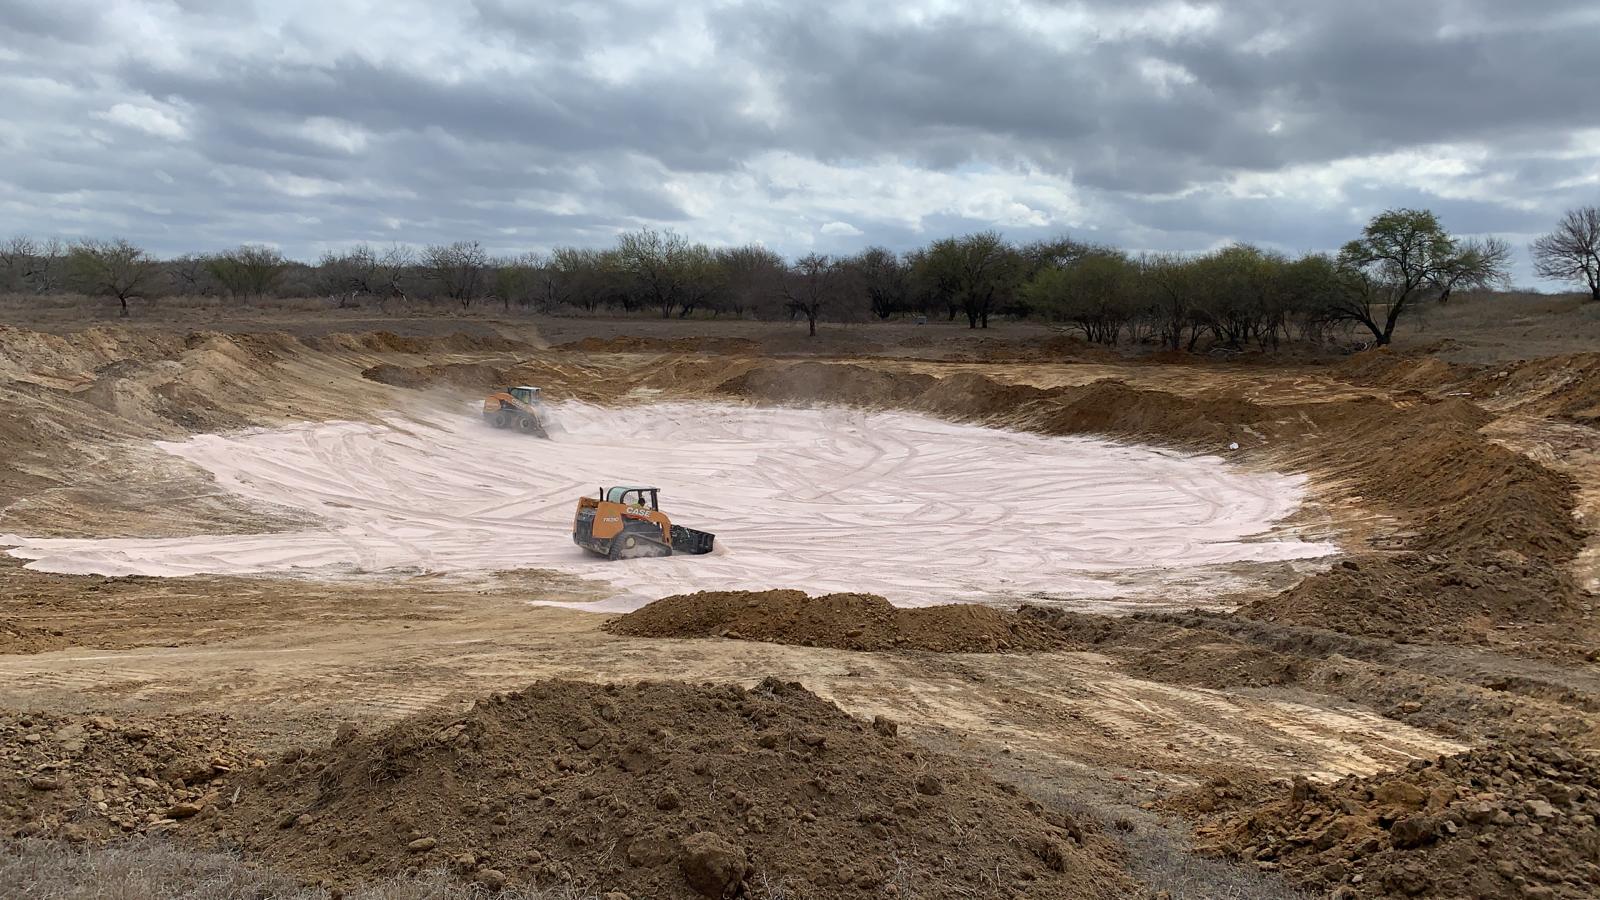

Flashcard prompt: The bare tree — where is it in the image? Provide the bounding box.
[422,240,489,308]
[783,253,843,337]
[617,228,691,318]
[33,238,64,292]
[1532,206,1600,303]
[1,236,66,293]
[0,236,36,292]
[318,245,381,308]
[491,251,544,311]
[377,245,415,303]
[546,246,621,313]
[1434,236,1512,304]
[206,245,288,300]
[167,253,209,295]
[676,243,726,318]
[715,244,785,318]
[65,239,159,316]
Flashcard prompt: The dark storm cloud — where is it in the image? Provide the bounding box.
[0,0,1597,283]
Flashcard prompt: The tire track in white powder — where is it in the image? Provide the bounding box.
[2,402,1338,609]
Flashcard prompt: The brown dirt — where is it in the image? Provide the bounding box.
[554,335,760,355]
[1018,606,1600,745]
[1191,740,1600,898]
[202,678,1133,899]
[0,708,257,844]
[4,316,1600,897]
[716,360,1592,648]
[1244,552,1584,646]
[1470,352,1600,424]
[604,590,1067,653]
[360,361,508,390]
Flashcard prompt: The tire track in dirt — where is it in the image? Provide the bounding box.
[0,615,1459,780]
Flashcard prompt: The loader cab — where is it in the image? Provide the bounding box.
[603,485,659,510]
[509,386,542,405]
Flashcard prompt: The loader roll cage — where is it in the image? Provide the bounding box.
[601,486,659,509]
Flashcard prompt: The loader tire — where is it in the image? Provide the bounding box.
[515,415,538,434]
[491,411,511,428]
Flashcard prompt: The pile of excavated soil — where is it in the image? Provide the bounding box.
[605,590,1068,652]
[1191,740,1600,898]
[203,678,1131,899]
[1243,552,1586,645]
[0,709,256,843]
[1336,349,1478,392]
[1469,352,1600,423]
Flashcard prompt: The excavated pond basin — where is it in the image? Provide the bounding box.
[3,402,1337,610]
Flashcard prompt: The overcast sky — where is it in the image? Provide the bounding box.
[3,0,1598,284]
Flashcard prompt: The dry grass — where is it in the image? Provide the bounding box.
[0,838,598,900]
[1396,288,1600,363]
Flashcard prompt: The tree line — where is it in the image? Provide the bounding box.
[3,204,1598,348]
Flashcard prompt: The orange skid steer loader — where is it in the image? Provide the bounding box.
[573,486,716,560]
[483,386,554,438]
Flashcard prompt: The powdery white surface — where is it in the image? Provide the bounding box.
[3,403,1336,609]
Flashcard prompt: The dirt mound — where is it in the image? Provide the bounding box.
[1036,380,1270,446]
[556,335,759,355]
[1192,740,1600,898]
[606,590,1067,652]
[0,709,255,844]
[1244,552,1585,645]
[205,678,1130,898]
[1468,352,1600,423]
[360,362,506,390]
[1336,348,1478,391]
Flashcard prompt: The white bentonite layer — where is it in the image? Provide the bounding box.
[3,402,1337,609]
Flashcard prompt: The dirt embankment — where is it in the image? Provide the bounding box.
[1019,606,1599,745]
[554,335,761,355]
[1336,348,1600,423]
[202,678,1130,899]
[1189,740,1600,899]
[0,326,577,540]
[717,360,1590,649]
[606,590,1067,653]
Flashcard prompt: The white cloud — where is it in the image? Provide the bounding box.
[94,102,188,140]
[295,117,370,154]
[820,221,863,236]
